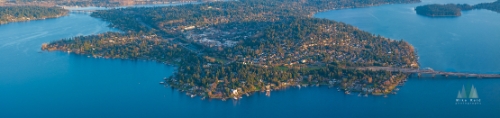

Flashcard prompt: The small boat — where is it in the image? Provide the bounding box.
[191,94,196,98]
[159,82,165,84]
[358,93,361,97]
[345,91,351,95]
[233,97,238,100]
[384,95,388,98]
[246,93,250,97]
[364,94,368,97]
[201,97,206,100]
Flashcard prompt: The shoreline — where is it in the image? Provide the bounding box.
[0,14,68,25]
[164,77,406,100]
[0,6,69,25]
[42,0,421,101]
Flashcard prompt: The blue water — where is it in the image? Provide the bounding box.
[315,0,500,73]
[1,0,500,117]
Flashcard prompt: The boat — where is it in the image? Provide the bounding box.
[358,93,361,97]
[191,94,196,98]
[201,97,206,100]
[384,95,388,98]
[159,82,165,84]
[345,91,351,95]
[364,94,368,97]
[233,97,238,100]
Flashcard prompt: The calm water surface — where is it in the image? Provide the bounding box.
[1,0,500,117]
[316,0,500,73]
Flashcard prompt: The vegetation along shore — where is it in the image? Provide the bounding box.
[415,0,500,17]
[0,6,68,25]
[42,0,421,100]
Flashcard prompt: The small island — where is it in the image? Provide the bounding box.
[415,0,500,17]
[0,6,68,25]
[43,0,421,100]
[415,4,468,17]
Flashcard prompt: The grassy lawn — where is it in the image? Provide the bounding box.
[301,66,322,71]
[274,66,289,71]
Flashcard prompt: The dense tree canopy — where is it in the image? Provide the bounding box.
[415,0,500,17]
[0,6,67,24]
[45,0,420,99]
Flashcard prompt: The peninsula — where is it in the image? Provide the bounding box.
[0,6,68,25]
[415,0,500,17]
[43,0,421,100]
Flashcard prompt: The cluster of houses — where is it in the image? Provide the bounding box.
[183,26,244,48]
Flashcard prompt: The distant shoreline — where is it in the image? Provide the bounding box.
[415,0,500,17]
[0,6,68,25]
[0,14,67,25]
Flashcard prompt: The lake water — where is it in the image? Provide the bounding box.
[1,0,500,117]
[316,0,500,73]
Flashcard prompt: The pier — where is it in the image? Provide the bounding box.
[355,67,500,78]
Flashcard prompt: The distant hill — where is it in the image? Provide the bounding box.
[415,0,500,17]
[0,6,68,24]
[1,0,205,7]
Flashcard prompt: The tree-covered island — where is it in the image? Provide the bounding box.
[42,0,421,100]
[415,0,500,17]
[0,6,68,25]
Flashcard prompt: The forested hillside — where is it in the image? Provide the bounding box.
[44,0,420,99]
[0,6,67,24]
[416,0,500,17]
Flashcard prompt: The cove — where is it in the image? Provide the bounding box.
[1,0,500,117]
